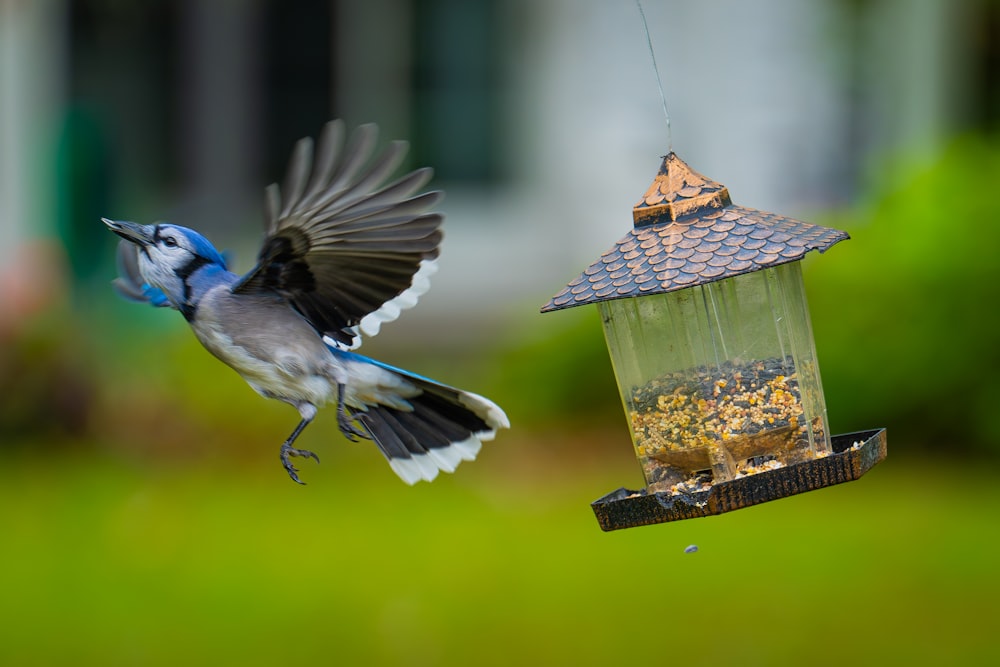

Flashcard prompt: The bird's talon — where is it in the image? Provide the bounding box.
[337,413,370,441]
[280,443,319,484]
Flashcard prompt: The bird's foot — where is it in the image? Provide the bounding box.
[335,383,370,442]
[280,442,320,485]
[337,409,370,442]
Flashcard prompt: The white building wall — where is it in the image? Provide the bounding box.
[390,0,857,340]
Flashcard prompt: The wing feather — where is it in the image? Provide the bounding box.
[279,138,312,219]
[300,119,344,204]
[308,167,434,224]
[264,183,281,231]
[321,123,378,200]
[234,121,444,348]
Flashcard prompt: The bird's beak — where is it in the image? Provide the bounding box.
[102,218,154,246]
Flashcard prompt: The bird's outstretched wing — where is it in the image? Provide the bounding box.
[233,121,443,349]
[112,241,173,308]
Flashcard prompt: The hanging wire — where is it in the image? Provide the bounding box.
[635,0,672,151]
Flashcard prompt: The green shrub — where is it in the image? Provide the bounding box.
[808,135,1000,454]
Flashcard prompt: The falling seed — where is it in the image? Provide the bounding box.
[684,544,699,554]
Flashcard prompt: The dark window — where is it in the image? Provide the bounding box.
[262,0,336,179]
[410,0,504,184]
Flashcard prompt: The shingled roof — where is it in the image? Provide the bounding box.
[541,153,849,313]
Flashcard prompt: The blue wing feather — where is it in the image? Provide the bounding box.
[141,283,171,307]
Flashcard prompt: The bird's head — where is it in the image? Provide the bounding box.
[103,218,228,310]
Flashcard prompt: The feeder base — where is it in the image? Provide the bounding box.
[591,428,887,531]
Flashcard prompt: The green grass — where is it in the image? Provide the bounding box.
[1,436,998,666]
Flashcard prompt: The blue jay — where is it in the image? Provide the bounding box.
[103,120,508,484]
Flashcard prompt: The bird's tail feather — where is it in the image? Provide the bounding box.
[353,366,509,485]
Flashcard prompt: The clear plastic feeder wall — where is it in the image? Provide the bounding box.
[542,152,886,530]
[599,261,831,493]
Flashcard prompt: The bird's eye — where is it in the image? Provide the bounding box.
[163,237,178,248]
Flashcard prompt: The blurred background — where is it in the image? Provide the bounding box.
[2,0,999,664]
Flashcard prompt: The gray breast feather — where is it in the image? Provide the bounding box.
[191,286,339,405]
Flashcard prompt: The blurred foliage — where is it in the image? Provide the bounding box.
[487,306,621,428]
[0,311,95,442]
[808,134,1000,454]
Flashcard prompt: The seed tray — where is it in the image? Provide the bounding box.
[591,428,887,531]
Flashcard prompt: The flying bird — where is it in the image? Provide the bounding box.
[104,120,508,484]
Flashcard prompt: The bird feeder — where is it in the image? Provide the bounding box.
[541,153,886,531]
